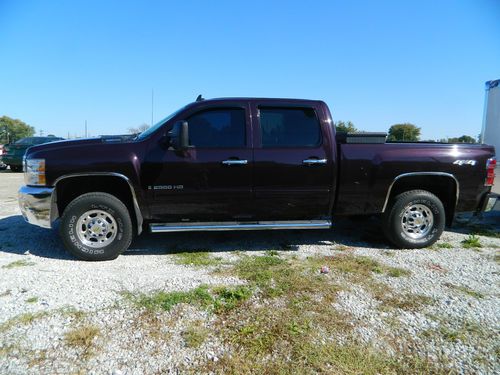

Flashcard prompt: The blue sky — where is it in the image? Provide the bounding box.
[1,0,499,140]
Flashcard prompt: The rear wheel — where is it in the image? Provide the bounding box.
[382,190,445,249]
[10,165,22,172]
[59,192,133,261]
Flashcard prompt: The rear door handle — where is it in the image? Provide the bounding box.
[222,159,248,165]
[302,158,327,165]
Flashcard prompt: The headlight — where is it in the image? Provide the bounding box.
[24,158,46,186]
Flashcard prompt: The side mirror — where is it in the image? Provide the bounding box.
[167,121,189,150]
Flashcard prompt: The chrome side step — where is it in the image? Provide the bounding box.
[149,220,332,233]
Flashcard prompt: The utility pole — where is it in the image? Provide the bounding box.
[85,120,88,138]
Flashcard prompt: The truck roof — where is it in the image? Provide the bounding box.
[191,97,324,105]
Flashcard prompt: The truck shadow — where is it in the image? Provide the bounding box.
[0,215,394,260]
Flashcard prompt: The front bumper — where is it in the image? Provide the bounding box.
[483,193,499,212]
[18,185,56,229]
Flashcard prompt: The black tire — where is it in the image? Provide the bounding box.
[59,192,133,261]
[382,190,445,249]
[10,165,22,172]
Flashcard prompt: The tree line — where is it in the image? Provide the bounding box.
[334,121,478,143]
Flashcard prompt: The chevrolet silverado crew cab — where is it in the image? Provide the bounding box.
[18,97,498,261]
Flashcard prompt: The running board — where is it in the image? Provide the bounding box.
[149,220,332,233]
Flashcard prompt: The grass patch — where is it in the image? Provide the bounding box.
[378,292,434,311]
[182,321,210,348]
[461,235,482,249]
[444,283,484,299]
[124,284,252,313]
[436,242,453,249]
[424,320,485,344]
[124,286,213,312]
[64,324,100,357]
[175,251,223,267]
[2,259,35,269]
[0,311,50,333]
[25,297,38,304]
[386,267,411,278]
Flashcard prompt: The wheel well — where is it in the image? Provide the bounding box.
[55,176,137,229]
[387,175,457,226]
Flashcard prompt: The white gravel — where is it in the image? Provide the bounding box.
[1,171,499,374]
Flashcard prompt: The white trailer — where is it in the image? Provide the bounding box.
[481,80,500,195]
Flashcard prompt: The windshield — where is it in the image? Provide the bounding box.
[135,106,187,140]
[15,137,35,145]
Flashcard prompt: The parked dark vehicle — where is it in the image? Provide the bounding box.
[18,97,498,261]
[0,144,7,170]
[3,136,64,172]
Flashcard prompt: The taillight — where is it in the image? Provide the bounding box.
[485,158,496,186]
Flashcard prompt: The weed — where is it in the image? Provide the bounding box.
[436,242,453,249]
[2,259,35,269]
[461,235,482,249]
[125,286,214,312]
[444,283,484,299]
[25,297,38,304]
[386,267,411,278]
[175,251,223,267]
[266,250,279,256]
[0,311,50,333]
[212,285,253,312]
[182,321,209,348]
[124,284,252,314]
[64,324,100,357]
[378,292,434,311]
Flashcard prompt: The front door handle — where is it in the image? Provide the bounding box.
[302,158,327,165]
[222,159,248,166]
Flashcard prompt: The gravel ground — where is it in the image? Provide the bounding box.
[1,170,499,374]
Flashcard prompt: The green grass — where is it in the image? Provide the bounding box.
[386,267,411,278]
[0,311,50,333]
[25,297,38,303]
[124,284,253,314]
[444,283,484,299]
[182,321,210,348]
[174,251,223,267]
[461,235,482,249]
[436,242,454,249]
[200,254,441,374]
[2,259,35,269]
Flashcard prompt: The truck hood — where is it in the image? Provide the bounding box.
[26,135,136,155]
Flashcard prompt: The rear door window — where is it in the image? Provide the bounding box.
[259,107,321,148]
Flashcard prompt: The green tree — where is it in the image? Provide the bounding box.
[446,135,476,143]
[387,123,421,142]
[334,120,357,133]
[0,116,35,144]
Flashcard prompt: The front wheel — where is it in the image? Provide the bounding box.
[60,192,133,261]
[382,190,445,249]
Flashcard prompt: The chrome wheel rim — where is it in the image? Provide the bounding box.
[76,210,117,248]
[401,204,434,239]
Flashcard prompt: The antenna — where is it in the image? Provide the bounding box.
[151,89,154,127]
[85,120,88,138]
[196,94,204,102]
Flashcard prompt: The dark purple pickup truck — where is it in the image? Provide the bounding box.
[18,97,498,260]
